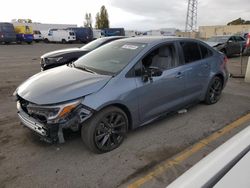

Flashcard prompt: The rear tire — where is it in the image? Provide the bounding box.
[204,76,223,105]
[81,106,128,153]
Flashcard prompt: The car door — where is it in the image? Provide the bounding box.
[234,36,246,53]
[226,36,239,55]
[133,42,186,123]
[178,41,211,103]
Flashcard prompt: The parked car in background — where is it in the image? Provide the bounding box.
[44,29,76,43]
[242,32,249,39]
[101,28,125,37]
[15,37,228,153]
[33,30,43,42]
[67,27,93,43]
[14,25,33,44]
[206,35,246,57]
[40,36,126,70]
[93,29,102,39]
[0,22,16,44]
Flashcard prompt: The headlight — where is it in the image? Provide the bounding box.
[27,99,81,122]
[42,57,64,65]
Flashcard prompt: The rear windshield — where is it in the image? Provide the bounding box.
[75,41,146,75]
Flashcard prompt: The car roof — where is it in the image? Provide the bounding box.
[117,36,198,45]
[103,36,127,40]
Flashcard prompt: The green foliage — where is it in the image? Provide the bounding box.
[95,5,109,29]
[227,18,250,25]
[84,13,92,28]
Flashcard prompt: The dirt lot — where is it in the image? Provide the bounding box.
[0,43,250,188]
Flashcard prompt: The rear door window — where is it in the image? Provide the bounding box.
[180,41,201,63]
[235,36,245,42]
[199,43,213,59]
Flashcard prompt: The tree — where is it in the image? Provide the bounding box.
[84,13,92,28]
[227,18,250,25]
[95,5,109,29]
[95,12,100,29]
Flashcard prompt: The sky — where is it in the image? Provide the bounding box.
[1,0,250,30]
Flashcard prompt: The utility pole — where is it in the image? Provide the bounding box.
[185,0,198,32]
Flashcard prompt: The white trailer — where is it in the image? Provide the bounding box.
[146,30,162,36]
[12,22,77,39]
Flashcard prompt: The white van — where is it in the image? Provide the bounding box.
[44,29,76,43]
[93,29,102,39]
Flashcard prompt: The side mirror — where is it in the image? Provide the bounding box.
[142,66,163,82]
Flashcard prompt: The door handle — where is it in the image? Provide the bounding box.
[175,72,183,78]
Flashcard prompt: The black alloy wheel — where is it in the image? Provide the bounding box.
[205,76,223,104]
[82,106,128,153]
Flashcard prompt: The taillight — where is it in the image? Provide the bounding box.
[0,33,3,38]
[246,33,250,48]
[221,55,228,69]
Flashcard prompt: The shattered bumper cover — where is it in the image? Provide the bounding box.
[17,101,92,143]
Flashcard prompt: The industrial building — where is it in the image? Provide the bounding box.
[199,24,250,39]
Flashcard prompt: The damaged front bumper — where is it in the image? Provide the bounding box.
[17,101,93,143]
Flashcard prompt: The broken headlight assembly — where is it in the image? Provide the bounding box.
[27,99,82,123]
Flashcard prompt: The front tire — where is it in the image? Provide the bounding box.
[204,76,223,105]
[44,38,49,43]
[62,39,66,44]
[81,106,128,153]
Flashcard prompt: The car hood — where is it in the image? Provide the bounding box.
[41,48,87,58]
[17,66,112,105]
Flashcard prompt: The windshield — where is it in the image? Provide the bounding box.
[1,24,13,32]
[207,36,229,43]
[80,38,110,51]
[75,41,147,75]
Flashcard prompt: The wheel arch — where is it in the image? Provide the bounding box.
[97,103,133,130]
[214,73,225,87]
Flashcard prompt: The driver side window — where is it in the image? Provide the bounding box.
[142,44,176,70]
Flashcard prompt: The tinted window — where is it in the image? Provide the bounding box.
[142,44,176,70]
[1,24,14,32]
[199,44,212,59]
[180,42,201,63]
[75,41,146,75]
[234,36,245,42]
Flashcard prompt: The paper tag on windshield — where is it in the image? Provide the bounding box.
[122,44,138,50]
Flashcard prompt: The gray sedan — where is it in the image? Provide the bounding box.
[14,37,229,153]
